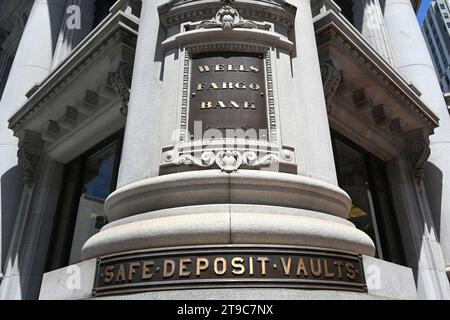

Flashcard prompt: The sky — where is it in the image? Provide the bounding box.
[417,0,432,24]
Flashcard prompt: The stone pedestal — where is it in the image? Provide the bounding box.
[384,0,450,278]
[74,0,376,299]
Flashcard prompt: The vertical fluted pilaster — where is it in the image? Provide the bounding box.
[353,0,394,65]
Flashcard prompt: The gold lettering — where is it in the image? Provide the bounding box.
[197,83,206,91]
[249,83,261,91]
[346,263,356,280]
[235,82,247,90]
[215,64,225,72]
[222,82,234,89]
[214,257,227,276]
[227,65,238,72]
[116,264,126,283]
[216,101,227,109]
[324,259,335,279]
[310,259,322,278]
[196,258,209,277]
[208,82,220,90]
[201,101,213,109]
[257,257,269,276]
[163,260,176,278]
[249,65,260,73]
[280,257,292,276]
[296,258,308,277]
[249,257,254,276]
[104,266,114,284]
[230,101,241,109]
[334,261,344,279]
[198,65,211,73]
[231,257,245,275]
[128,262,140,282]
[179,258,192,278]
[244,102,256,110]
[239,65,249,72]
[142,261,154,280]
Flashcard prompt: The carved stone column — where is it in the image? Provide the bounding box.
[0,0,65,289]
[353,0,394,65]
[384,0,450,288]
[51,0,96,69]
[76,0,375,299]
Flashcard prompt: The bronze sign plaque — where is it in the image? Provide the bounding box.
[93,246,367,297]
[188,52,268,139]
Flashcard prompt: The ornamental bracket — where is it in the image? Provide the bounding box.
[320,61,342,113]
[193,0,271,31]
[405,128,431,183]
[17,131,43,188]
[109,62,133,117]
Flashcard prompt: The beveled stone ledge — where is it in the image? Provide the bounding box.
[161,27,294,53]
[104,169,352,222]
[81,212,375,260]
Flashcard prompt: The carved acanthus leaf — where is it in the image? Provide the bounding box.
[406,128,431,183]
[195,1,270,31]
[17,132,42,188]
[321,61,342,113]
[179,150,279,173]
[109,62,133,116]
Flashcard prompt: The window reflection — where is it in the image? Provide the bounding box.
[68,143,118,264]
[333,133,405,265]
[47,133,122,271]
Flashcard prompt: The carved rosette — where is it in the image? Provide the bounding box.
[406,128,431,183]
[321,61,342,113]
[109,62,133,116]
[178,150,279,173]
[17,132,42,188]
[195,1,270,31]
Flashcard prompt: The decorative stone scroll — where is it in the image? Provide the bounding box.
[109,62,133,117]
[321,61,342,113]
[405,128,431,183]
[17,131,42,188]
[161,142,296,173]
[194,1,271,31]
[179,150,279,173]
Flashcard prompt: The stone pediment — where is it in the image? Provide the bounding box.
[158,0,297,29]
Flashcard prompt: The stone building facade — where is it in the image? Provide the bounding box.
[0,0,449,300]
[422,0,450,93]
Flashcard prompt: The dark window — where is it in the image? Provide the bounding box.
[93,0,117,28]
[332,132,405,265]
[46,131,123,271]
[334,0,354,25]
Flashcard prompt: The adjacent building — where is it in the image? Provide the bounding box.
[422,0,450,93]
[0,0,449,300]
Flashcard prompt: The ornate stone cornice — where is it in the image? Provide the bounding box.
[158,0,297,29]
[321,60,342,113]
[17,131,42,188]
[192,2,271,31]
[109,62,133,117]
[8,12,138,134]
[405,128,431,183]
[314,10,439,132]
